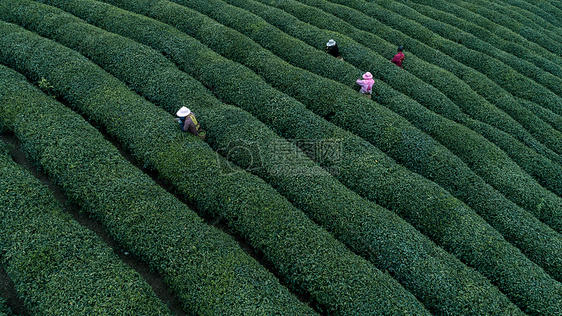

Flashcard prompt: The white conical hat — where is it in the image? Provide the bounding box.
[176,106,191,117]
[326,39,336,47]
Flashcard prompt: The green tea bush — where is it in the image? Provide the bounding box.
[517,97,562,135]
[475,0,562,39]
[0,136,171,315]
[141,0,562,250]
[429,0,562,56]
[294,0,562,146]
[463,119,562,197]
[400,0,562,80]
[288,0,560,218]
[237,0,562,194]
[319,0,562,125]
[158,0,562,225]
[373,0,562,98]
[530,0,562,24]
[360,0,562,117]
[235,0,562,158]
[156,0,562,227]
[436,0,562,61]
[497,0,562,29]
[0,21,429,315]
[27,1,562,314]
[5,2,529,314]
[0,60,317,316]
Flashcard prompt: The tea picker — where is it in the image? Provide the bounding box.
[326,39,343,60]
[356,72,374,99]
[175,106,206,140]
[391,46,405,68]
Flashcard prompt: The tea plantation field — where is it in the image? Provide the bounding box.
[0,0,561,314]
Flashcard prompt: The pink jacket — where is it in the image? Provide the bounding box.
[356,78,374,93]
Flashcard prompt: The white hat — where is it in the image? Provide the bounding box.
[176,106,191,117]
[327,39,336,47]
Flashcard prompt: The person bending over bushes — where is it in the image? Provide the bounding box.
[391,46,405,68]
[175,106,206,140]
[326,39,343,60]
[356,72,374,99]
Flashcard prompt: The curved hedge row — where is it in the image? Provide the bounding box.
[463,1,562,51]
[237,0,562,196]
[359,0,562,117]
[302,0,562,156]
[528,0,562,20]
[143,0,562,238]
[8,2,529,314]
[476,0,562,41]
[0,20,431,315]
[516,96,562,134]
[0,130,172,315]
[72,2,562,260]
[319,0,562,123]
[549,0,562,10]
[29,1,562,314]
[293,0,562,139]
[233,0,562,161]
[380,0,562,98]
[399,0,562,84]
[401,0,562,76]
[436,0,562,58]
[496,0,562,29]
[0,51,319,316]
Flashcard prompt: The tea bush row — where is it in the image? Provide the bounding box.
[479,0,562,38]
[285,0,562,182]
[496,0,562,29]
[10,2,529,314]
[405,0,562,73]
[0,47,320,316]
[294,0,562,144]
[240,0,562,198]
[156,0,562,244]
[550,0,562,12]
[517,97,562,133]
[527,0,562,24]
[441,0,562,57]
[0,127,172,315]
[401,0,562,80]
[33,1,562,314]
[458,0,562,44]
[392,0,562,96]
[362,0,562,117]
[297,0,562,226]
[381,0,562,98]
[321,0,562,125]
[75,0,562,276]
[237,0,562,162]
[0,20,429,315]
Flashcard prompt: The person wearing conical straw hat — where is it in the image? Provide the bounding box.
[356,72,374,99]
[391,46,405,68]
[175,106,206,140]
[326,39,343,60]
